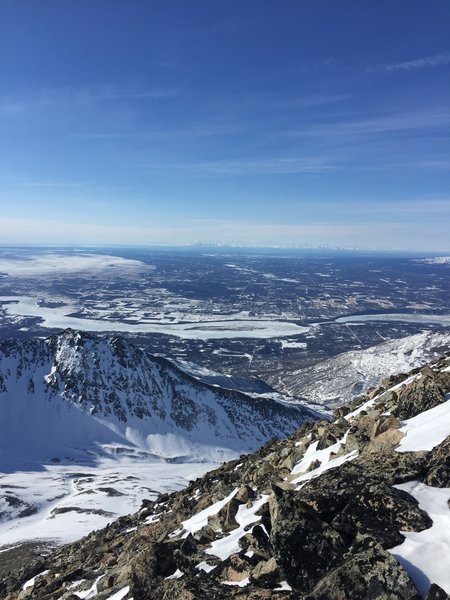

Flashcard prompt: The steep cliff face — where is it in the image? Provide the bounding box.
[0,329,319,467]
[3,352,449,599]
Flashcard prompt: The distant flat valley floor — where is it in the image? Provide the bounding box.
[0,246,448,386]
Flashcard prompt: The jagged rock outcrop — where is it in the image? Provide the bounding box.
[0,329,320,467]
[2,352,449,599]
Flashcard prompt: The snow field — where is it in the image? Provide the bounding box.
[0,295,309,339]
[397,393,450,452]
[0,460,215,548]
[389,481,450,596]
[173,488,238,538]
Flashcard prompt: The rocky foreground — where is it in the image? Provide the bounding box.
[2,354,450,599]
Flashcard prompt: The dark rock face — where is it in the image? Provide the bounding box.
[394,370,450,420]
[2,353,449,600]
[425,583,450,600]
[310,536,421,600]
[299,462,432,548]
[270,486,346,591]
[424,437,450,488]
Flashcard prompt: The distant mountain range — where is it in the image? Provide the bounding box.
[0,329,320,468]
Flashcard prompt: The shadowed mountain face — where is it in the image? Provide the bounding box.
[0,329,320,467]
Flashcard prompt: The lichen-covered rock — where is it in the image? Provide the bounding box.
[424,436,450,487]
[250,557,280,585]
[310,536,420,600]
[270,486,346,592]
[394,372,449,420]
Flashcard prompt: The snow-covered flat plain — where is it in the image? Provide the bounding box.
[335,313,450,327]
[0,253,151,276]
[0,457,215,549]
[0,296,309,339]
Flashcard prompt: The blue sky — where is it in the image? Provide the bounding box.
[0,0,449,250]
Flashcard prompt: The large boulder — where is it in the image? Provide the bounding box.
[394,371,450,420]
[269,486,346,592]
[424,436,450,487]
[310,536,420,600]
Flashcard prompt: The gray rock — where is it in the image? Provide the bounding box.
[270,486,346,592]
[310,536,420,599]
[425,583,450,599]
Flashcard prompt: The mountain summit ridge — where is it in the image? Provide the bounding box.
[3,350,450,599]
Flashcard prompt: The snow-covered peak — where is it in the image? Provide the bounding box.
[0,330,320,468]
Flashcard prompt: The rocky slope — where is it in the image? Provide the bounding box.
[0,329,319,467]
[3,351,449,599]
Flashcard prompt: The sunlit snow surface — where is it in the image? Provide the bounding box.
[283,332,450,408]
[0,296,309,339]
[290,430,358,489]
[389,481,450,596]
[104,586,131,600]
[336,313,450,327]
[174,488,238,538]
[0,458,214,549]
[205,494,269,561]
[0,253,150,276]
[397,394,450,452]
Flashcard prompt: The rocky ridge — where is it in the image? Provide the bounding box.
[0,329,319,466]
[2,352,450,599]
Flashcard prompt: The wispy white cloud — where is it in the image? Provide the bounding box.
[384,51,450,72]
[0,100,28,117]
[167,157,336,175]
[415,160,450,170]
[286,108,450,138]
[72,124,235,140]
[75,85,180,101]
[22,181,85,188]
[0,84,179,119]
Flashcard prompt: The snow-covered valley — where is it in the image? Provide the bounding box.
[0,329,319,563]
[0,458,214,550]
[275,330,450,409]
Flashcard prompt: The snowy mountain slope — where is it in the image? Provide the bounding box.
[172,357,325,414]
[172,357,275,394]
[0,330,320,467]
[4,352,449,599]
[274,330,450,409]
